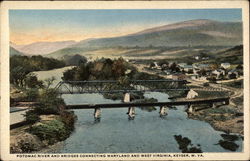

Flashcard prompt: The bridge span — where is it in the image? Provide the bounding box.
[55,79,189,94]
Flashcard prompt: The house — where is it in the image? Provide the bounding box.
[186,89,198,99]
[171,73,187,80]
[212,69,226,79]
[198,64,210,70]
[192,64,209,70]
[178,63,187,68]
[183,65,193,72]
[202,57,209,60]
[221,63,231,69]
[178,63,193,73]
[194,56,200,60]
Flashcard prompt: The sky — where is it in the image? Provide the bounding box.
[9,9,242,45]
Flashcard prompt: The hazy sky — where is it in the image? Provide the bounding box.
[9,9,242,45]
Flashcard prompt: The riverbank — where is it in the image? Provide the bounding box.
[10,112,76,153]
[188,103,243,135]
[175,80,244,136]
[10,83,77,153]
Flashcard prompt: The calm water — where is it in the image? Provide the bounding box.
[34,67,243,153]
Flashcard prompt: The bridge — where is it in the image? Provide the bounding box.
[55,79,189,94]
[55,79,229,121]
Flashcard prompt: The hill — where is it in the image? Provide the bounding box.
[46,19,242,59]
[12,40,77,55]
[10,46,24,56]
[72,19,242,48]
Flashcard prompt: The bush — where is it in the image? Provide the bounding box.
[59,110,76,131]
[25,88,39,101]
[24,74,43,88]
[24,110,40,124]
[30,119,69,145]
[35,89,65,115]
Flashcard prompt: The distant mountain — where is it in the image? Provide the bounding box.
[12,40,77,55]
[46,19,242,59]
[72,19,242,48]
[10,46,24,56]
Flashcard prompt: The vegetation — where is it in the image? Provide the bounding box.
[29,119,71,145]
[63,54,87,66]
[19,87,76,149]
[10,64,76,152]
[63,57,134,81]
[10,55,65,87]
[62,57,168,102]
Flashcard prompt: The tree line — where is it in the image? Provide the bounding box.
[10,55,65,87]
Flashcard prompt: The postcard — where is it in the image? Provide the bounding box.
[0,1,249,160]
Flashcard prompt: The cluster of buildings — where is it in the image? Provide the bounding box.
[149,61,242,81]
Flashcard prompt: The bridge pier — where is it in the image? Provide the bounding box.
[187,105,194,113]
[128,107,136,120]
[159,106,168,117]
[124,93,136,120]
[210,103,216,108]
[94,108,101,122]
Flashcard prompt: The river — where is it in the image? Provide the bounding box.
[34,67,243,153]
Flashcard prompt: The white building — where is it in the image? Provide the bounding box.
[186,89,198,99]
[183,65,193,72]
[221,63,231,69]
[212,69,226,79]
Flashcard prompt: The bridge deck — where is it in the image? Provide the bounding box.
[66,97,229,109]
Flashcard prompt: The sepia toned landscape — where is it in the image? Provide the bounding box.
[9,9,244,154]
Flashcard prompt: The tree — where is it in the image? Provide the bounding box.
[24,73,43,88]
[228,73,237,79]
[198,69,207,76]
[210,64,219,70]
[63,67,77,81]
[112,58,126,79]
[44,77,56,89]
[10,66,29,87]
[64,54,87,66]
[168,62,180,72]
[236,64,243,70]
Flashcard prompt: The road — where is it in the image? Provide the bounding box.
[10,107,28,125]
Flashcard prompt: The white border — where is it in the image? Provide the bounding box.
[1,1,249,160]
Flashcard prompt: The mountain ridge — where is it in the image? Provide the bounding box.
[71,19,242,49]
[11,40,77,55]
